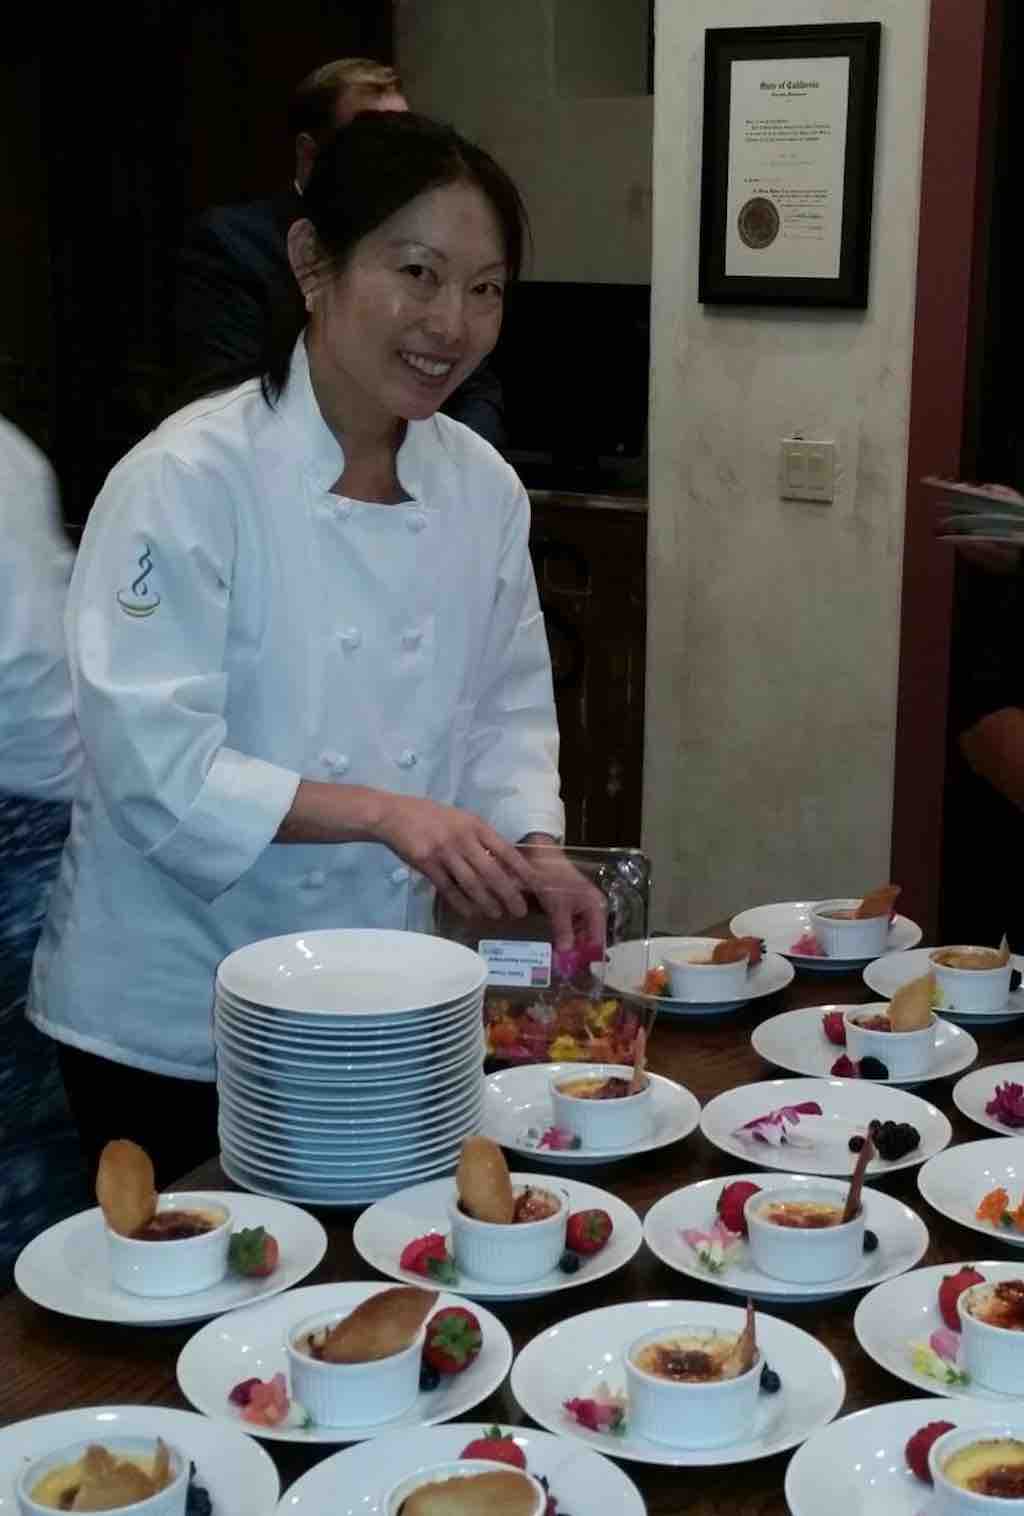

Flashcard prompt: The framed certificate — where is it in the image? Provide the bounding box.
[698,22,881,307]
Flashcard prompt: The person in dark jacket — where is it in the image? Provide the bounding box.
[175,58,507,446]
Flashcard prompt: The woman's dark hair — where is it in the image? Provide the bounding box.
[260,111,528,402]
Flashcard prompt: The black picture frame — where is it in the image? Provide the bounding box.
[698,22,881,307]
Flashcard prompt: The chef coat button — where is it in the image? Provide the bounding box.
[390,865,410,885]
[305,869,327,888]
[321,750,350,775]
[401,628,423,650]
[406,510,427,533]
[339,626,362,651]
[397,748,418,769]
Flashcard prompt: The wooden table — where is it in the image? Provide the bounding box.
[4,950,1020,1514]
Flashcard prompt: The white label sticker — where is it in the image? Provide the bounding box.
[478,939,552,988]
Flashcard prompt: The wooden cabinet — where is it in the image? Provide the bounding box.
[528,494,646,848]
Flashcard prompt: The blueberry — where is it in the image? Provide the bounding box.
[858,1057,889,1080]
[1011,969,1021,993]
[849,1135,865,1153]
[760,1364,781,1393]
[559,1250,582,1274]
[863,1229,879,1253]
[419,1362,442,1391]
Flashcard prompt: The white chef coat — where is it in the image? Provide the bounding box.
[28,339,563,1079]
[0,417,81,803]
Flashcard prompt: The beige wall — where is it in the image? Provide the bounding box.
[395,0,653,283]
[646,0,930,931]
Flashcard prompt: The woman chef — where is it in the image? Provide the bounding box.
[29,113,576,1183]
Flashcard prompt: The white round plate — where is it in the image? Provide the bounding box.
[751,1005,978,1086]
[14,1192,327,1327]
[643,1170,929,1302]
[177,1281,512,1445]
[0,1405,279,1515]
[730,901,922,973]
[864,948,1024,1024]
[219,1149,459,1210]
[953,1062,1024,1136]
[600,938,793,1013]
[509,1298,845,1467]
[785,1396,1023,1515]
[352,1173,642,1301]
[480,1062,701,1166]
[217,928,486,1014]
[700,1078,951,1177]
[854,1260,1024,1402]
[277,1421,646,1515]
[918,1137,1024,1248]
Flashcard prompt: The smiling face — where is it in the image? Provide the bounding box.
[296,179,507,432]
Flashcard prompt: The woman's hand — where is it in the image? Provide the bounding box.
[518,835,608,951]
[372,794,537,921]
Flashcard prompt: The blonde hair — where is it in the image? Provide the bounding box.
[289,59,403,140]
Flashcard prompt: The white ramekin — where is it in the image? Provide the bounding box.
[384,1459,547,1516]
[448,1175,568,1284]
[928,1421,1024,1513]
[930,947,1013,1014]
[550,1064,655,1150]
[810,900,890,960]
[17,1435,189,1516]
[744,1182,865,1283]
[958,1282,1024,1394]
[663,939,750,1001]
[844,1006,937,1078]
[285,1306,424,1427]
[623,1323,761,1448]
[105,1193,231,1298]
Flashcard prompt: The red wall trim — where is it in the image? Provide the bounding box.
[890,0,995,935]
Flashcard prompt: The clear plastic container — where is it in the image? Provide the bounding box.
[436,845,651,1064]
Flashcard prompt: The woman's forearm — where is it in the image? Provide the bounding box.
[274,779,388,844]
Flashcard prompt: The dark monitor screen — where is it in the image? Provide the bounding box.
[490,280,651,493]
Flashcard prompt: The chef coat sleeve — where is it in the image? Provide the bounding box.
[67,448,300,901]
[0,421,82,803]
[457,477,565,843]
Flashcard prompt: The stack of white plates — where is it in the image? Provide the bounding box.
[214,929,487,1207]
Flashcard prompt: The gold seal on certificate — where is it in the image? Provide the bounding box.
[736,197,780,251]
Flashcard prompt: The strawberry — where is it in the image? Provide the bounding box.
[228,1227,279,1277]
[400,1232,458,1285]
[938,1266,985,1331]
[822,1010,846,1046]
[423,1306,482,1375]
[716,1180,761,1237]
[459,1427,527,1468]
[905,1420,956,1483]
[565,1209,613,1255]
[830,1054,859,1078]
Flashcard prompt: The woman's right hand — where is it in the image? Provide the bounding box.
[371,794,537,921]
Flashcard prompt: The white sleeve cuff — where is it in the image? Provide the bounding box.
[146,748,301,901]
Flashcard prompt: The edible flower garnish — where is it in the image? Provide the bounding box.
[790,930,825,956]
[552,939,606,983]
[641,965,670,996]
[228,1372,312,1427]
[681,1218,744,1275]
[734,1101,821,1147]
[537,1126,582,1152]
[563,1381,628,1433]
[986,1082,1024,1129]
[976,1186,1024,1231]
[909,1330,970,1387]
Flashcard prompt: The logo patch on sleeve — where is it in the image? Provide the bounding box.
[117,544,161,617]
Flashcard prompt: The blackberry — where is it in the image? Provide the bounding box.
[863,1229,879,1253]
[849,1135,865,1153]
[858,1056,889,1080]
[559,1250,582,1274]
[1011,969,1022,993]
[760,1364,781,1393]
[419,1362,442,1391]
[186,1472,213,1516]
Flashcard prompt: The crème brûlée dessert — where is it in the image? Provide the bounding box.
[941,1438,1024,1496]
[29,1439,174,1511]
[825,884,902,921]
[932,946,1011,971]
[296,1285,436,1363]
[456,1136,560,1224]
[130,1206,225,1242]
[399,1470,539,1516]
[964,1279,1024,1331]
[757,1198,849,1230]
[556,1073,645,1101]
[632,1313,757,1385]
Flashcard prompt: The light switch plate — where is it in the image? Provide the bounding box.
[780,437,835,503]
